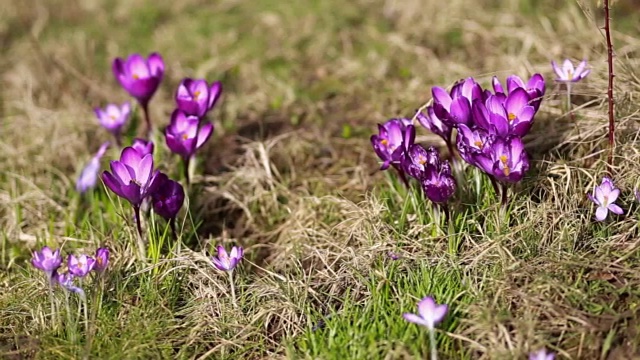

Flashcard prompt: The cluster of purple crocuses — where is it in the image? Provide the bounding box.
[372,73,545,209]
[31,246,109,297]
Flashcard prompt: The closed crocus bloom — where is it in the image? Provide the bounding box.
[421,159,456,204]
[491,74,545,112]
[432,86,471,126]
[76,142,110,193]
[475,137,529,183]
[175,78,222,118]
[31,246,62,279]
[416,107,452,146]
[151,175,185,221]
[101,146,162,207]
[371,118,414,170]
[131,138,154,157]
[67,254,96,277]
[112,53,164,107]
[95,103,130,139]
[94,247,110,273]
[165,110,214,160]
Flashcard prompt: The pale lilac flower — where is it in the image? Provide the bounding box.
[31,246,62,279]
[53,271,85,298]
[94,103,130,143]
[403,296,448,329]
[68,254,95,277]
[588,177,624,221]
[76,142,110,193]
[529,348,555,360]
[552,59,590,83]
[211,245,244,272]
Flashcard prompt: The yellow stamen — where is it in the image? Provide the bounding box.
[182,133,190,140]
[499,155,508,164]
[474,140,483,148]
[381,139,388,146]
[193,90,201,100]
[503,167,511,176]
[508,113,516,122]
[133,74,140,80]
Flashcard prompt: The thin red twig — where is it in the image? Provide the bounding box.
[604,0,615,172]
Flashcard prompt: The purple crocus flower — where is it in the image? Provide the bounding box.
[175,78,222,118]
[529,348,555,360]
[67,254,96,277]
[455,124,494,166]
[101,146,162,234]
[416,107,453,152]
[635,189,640,203]
[431,83,474,126]
[165,109,214,160]
[371,118,414,170]
[472,89,535,137]
[76,142,110,194]
[403,296,448,329]
[131,138,154,157]
[31,246,62,279]
[420,159,456,204]
[552,59,590,83]
[474,137,529,183]
[53,271,85,298]
[151,176,185,221]
[588,177,624,221]
[491,74,546,112]
[94,103,130,144]
[402,144,439,180]
[112,53,164,108]
[211,245,244,272]
[94,247,110,273]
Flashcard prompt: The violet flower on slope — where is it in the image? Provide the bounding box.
[431,77,482,127]
[491,74,546,112]
[31,246,62,279]
[552,59,590,83]
[472,89,536,137]
[112,53,164,133]
[211,246,244,272]
[67,254,95,277]
[151,176,185,239]
[101,146,163,236]
[529,348,555,360]
[94,247,110,273]
[402,145,456,204]
[588,177,623,221]
[371,118,415,186]
[165,109,214,184]
[473,136,529,184]
[76,142,110,194]
[53,271,85,298]
[403,296,448,360]
[416,107,453,155]
[95,103,130,145]
[175,78,222,118]
[131,138,154,157]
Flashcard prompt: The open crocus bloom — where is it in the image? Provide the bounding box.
[165,110,214,160]
[473,89,535,137]
[112,53,164,106]
[211,245,244,272]
[68,254,96,277]
[31,246,62,278]
[552,59,590,83]
[474,137,529,183]
[371,118,414,170]
[101,147,162,207]
[403,296,448,330]
[588,177,624,221]
[175,78,222,118]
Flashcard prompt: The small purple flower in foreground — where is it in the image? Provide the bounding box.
[112,53,164,107]
[76,142,110,193]
[151,175,185,221]
[588,177,624,221]
[68,254,96,277]
[94,103,130,141]
[175,78,222,118]
[31,246,62,279]
[53,271,85,298]
[131,138,154,157]
[101,146,162,207]
[635,189,640,203]
[211,246,244,272]
[552,59,590,83]
[529,348,555,360]
[403,296,448,329]
[94,247,110,273]
[165,110,214,160]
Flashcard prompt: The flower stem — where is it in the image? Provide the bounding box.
[604,0,616,173]
[566,82,572,113]
[489,175,500,199]
[169,217,178,241]
[133,205,145,259]
[142,102,152,138]
[48,281,56,330]
[229,271,237,308]
[429,328,438,360]
[500,183,509,210]
[183,157,191,186]
[392,164,409,187]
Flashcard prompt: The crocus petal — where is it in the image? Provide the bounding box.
[208,81,223,110]
[403,313,429,327]
[562,59,574,77]
[147,52,165,78]
[127,54,150,78]
[417,297,437,320]
[110,161,133,184]
[102,172,126,198]
[432,87,452,109]
[608,203,623,215]
[196,123,214,149]
[595,206,608,221]
[608,188,620,203]
[136,154,154,185]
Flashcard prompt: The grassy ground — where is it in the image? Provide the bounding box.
[2,0,640,359]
